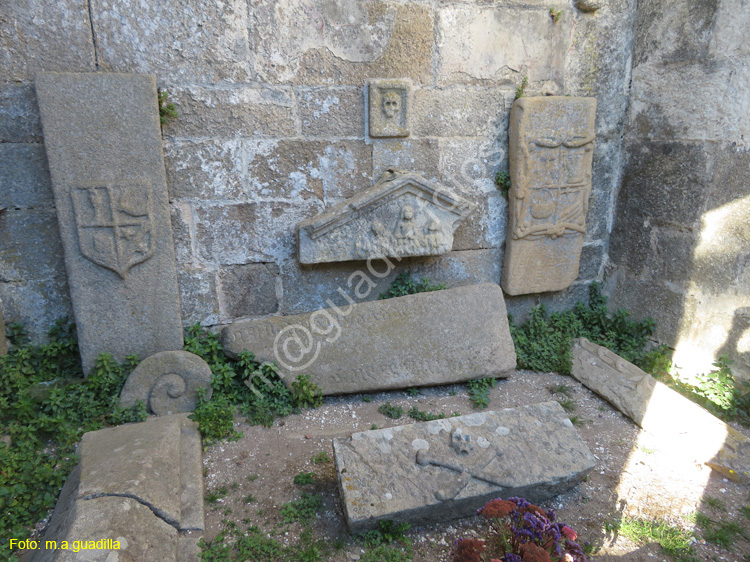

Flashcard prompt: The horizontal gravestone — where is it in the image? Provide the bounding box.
[222,283,516,395]
[502,96,596,295]
[298,170,476,264]
[35,72,183,374]
[333,402,595,532]
[572,338,750,483]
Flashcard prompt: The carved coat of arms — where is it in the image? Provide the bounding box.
[71,184,155,279]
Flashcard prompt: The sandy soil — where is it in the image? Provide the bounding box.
[201,370,750,561]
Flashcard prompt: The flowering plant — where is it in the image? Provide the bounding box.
[452,497,587,562]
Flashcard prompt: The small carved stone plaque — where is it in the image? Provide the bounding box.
[501,96,596,295]
[333,402,595,531]
[298,170,476,264]
[369,80,410,138]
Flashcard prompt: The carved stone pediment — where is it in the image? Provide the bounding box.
[298,170,476,264]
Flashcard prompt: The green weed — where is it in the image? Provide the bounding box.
[558,398,576,412]
[549,8,562,23]
[379,271,446,300]
[548,383,573,397]
[515,76,528,100]
[495,170,511,198]
[292,374,323,409]
[378,402,404,419]
[407,406,445,422]
[311,451,332,464]
[294,471,315,486]
[614,517,695,558]
[467,377,496,409]
[205,486,229,504]
[157,89,178,125]
[280,493,323,524]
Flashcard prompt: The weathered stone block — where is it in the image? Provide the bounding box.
[0,298,7,356]
[452,193,506,251]
[0,209,66,282]
[572,338,750,483]
[164,139,244,200]
[77,413,204,530]
[250,2,433,85]
[299,87,365,138]
[334,402,595,531]
[0,143,53,209]
[0,0,94,81]
[413,88,506,137]
[372,139,440,182]
[439,138,506,195]
[246,140,372,201]
[120,351,213,416]
[369,80,411,138]
[36,72,184,374]
[222,283,515,395]
[298,170,477,264]
[170,203,194,266]
[90,0,252,83]
[502,97,597,295]
[178,267,220,326]
[0,279,73,344]
[436,6,570,85]
[0,84,43,143]
[577,243,605,280]
[168,86,296,138]
[219,263,280,319]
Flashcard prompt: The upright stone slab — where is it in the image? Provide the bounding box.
[502,97,596,295]
[35,73,183,374]
[334,402,595,532]
[222,283,516,395]
[298,170,476,264]
[572,338,750,483]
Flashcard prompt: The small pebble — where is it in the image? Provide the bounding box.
[305,434,313,439]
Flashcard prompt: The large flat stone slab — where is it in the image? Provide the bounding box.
[502,96,596,295]
[333,402,595,532]
[35,72,183,374]
[572,338,750,483]
[298,170,476,264]
[222,283,516,395]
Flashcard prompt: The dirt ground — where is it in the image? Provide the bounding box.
[201,370,750,561]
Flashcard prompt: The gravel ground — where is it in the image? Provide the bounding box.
[202,370,750,561]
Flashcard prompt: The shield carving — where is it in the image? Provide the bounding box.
[72,184,155,279]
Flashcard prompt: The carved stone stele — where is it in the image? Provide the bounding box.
[298,170,476,264]
[369,79,410,138]
[502,96,596,295]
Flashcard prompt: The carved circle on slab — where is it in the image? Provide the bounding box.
[119,351,213,416]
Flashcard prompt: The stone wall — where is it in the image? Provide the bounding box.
[606,0,750,379]
[0,0,637,342]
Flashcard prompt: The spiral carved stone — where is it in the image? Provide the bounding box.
[120,351,213,416]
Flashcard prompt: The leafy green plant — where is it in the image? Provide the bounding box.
[379,271,446,300]
[360,520,411,547]
[311,451,332,464]
[292,374,323,409]
[280,492,323,524]
[378,402,404,419]
[495,170,511,199]
[612,516,695,558]
[549,7,562,23]
[190,387,241,444]
[157,89,178,125]
[405,387,419,397]
[294,471,315,486]
[515,75,529,100]
[205,485,229,504]
[407,406,445,422]
[467,377,496,409]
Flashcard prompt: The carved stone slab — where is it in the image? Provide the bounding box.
[298,170,476,264]
[222,283,515,395]
[502,97,596,295]
[333,402,595,532]
[572,338,750,483]
[369,80,410,138]
[35,73,183,374]
[119,351,213,416]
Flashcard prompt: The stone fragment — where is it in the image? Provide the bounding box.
[333,402,595,532]
[0,298,7,356]
[369,80,410,137]
[119,351,213,416]
[298,170,476,264]
[35,72,184,374]
[502,97,596,295]
[571,338,750,483]
[222,283,515,395]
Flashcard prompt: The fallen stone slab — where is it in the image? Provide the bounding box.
[119,350,213,416]
[35,72,184,374]
[222,283,516,395]
[572,337,750,483]
[31,414,203,561]
[333,401,595,532]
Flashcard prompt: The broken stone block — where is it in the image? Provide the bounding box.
[369,80,410,138]
[333,402,595,532]
[222,283,515,395]
[502,96,597,295]
[298,169,476,264]
[119,350,213,416]
[571,338,750,483]
[35,72,184,374]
